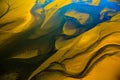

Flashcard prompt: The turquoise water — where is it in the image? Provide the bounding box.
[32,0,120,37]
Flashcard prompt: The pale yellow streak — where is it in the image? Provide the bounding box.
[35,8,43,14]
[65,11,89,24]
[108,0,118,2]
[100,8,116,20]
[63,27,77,35]
[82,0,100,6]
[38,0,46,4]
[91,0,100,6]
[62,21,78,36]
[12,50,38,59]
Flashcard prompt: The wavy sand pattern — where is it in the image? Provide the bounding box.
[0,0,120,80]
